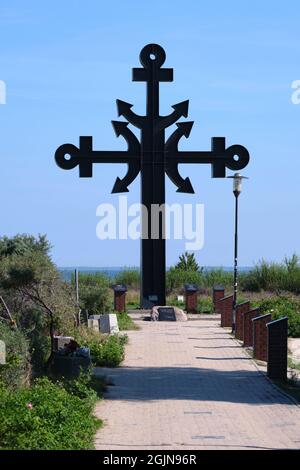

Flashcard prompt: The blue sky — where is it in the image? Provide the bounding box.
[0,1,299,267]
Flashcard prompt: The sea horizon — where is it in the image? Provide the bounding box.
[58,265,253,281]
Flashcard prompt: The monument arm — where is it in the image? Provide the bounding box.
[168,139,250,178]
[55,138,140,178]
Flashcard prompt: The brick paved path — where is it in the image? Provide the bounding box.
[94,319,300,450]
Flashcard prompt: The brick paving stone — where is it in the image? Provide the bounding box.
[94,319,300,450]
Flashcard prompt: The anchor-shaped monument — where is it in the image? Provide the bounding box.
[55,44,250,308]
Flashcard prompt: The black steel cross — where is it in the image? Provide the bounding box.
[55,43,250,308]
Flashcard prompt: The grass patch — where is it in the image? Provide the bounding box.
[116,312,139,330]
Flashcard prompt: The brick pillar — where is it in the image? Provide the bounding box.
[112,284,127,313]
[267,317,288,381]
[213,285,225,313]
[253,313,272,362]
[235,301,251,340]
[184,284,198,314]
[219,295,233,327]
[243,307,260,347]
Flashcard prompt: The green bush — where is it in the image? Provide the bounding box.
[116,312,138,330]
[166,267,233,291]
[166,296,185,308]
[201,269,233,289]
[114,269,140,289]
[72,272,112,315]
[0,321,30,388]
[257,296,300,338]
[0,377,101,450]
[72,326,127,367]
[240,255,300,294]
[57,368,105,404]
[197,296,214,313]
[89,334,127,367]
[166,268,201,291]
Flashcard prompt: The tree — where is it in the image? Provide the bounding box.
[0,234,51,258]
[174,252,201,272]
[0,235,76,370]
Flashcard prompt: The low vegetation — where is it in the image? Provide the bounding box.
[0,373,102,450]
[116,312,139,331]
[255,296,300,338]
[0,234,127,450]
[72,326,127,367]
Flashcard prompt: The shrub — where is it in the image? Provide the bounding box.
[0,377,101,450]
[116,313,138,330]
[114,269,140,289]
[197,296,213,313]
[57,368,105,404]
[74,273,112,315]
[166,268,201,291]
[72,326,127,367]
[166,296,185,308]
[201,269,233,289]
[89,335,127,367]
[257,296,300,338]
[79,285,112,315]
[166,267,233,291]
[240,255,300,294]
[0,321,30,388]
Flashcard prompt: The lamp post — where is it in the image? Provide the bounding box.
[227,173,248,333]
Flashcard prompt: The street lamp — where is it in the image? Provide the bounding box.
[227,172,248,333]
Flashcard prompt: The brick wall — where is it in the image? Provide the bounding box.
[185,291,198,314]
[220,295,234,327]
[243,307,260,347]
[253,313,272,362]
[213,287,225,313]
[235,301,251,340]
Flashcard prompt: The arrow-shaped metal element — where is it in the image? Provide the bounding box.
[111,120,141,193]
[111,160,140,193]
[165,121,194,193]
[111,120,140,154]
[116,99,145,128]
[158,100,189,130]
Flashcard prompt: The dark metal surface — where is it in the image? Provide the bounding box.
[158,307,176,321]
[232,193,239,332]
[55,44,250,308]
[267,317,288,381]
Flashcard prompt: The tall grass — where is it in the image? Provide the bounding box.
[70,254,300,296]
[114,269,140,289]
[240,255,300,294]
[166,267,233,292]
[71,272,110,288]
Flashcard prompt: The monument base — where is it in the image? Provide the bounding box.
[151,306,188,322]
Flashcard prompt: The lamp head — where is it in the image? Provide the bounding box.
[227,172,248,196]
